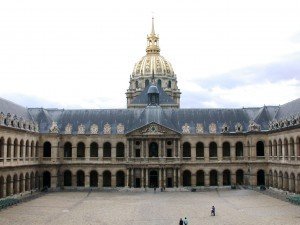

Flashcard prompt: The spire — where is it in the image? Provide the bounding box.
[146,18,160,54]
[151,17,155,34]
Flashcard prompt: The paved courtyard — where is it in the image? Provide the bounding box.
[0,189,299,225]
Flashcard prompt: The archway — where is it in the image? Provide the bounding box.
[19,173,24,192]
[290,173,295,192]
[13,174,18,194]
[64,170,72,186]
[6,175,11,196]
[274,171,278,188]
[223,170,231,185]
[149,142,158,157]
[43,141,51,157]
[269,170,273,187]
[283,172,289,191]
[43,171,51,188]
[182,170,191,186]
[210,170,218,186]
[77,170,85,187]
[103,171,111,187]
[30,172,35,190]
[116,171,125,187]
[0,176,4,198]
[278,171,283,189]
[90,170,98,187]
[256,141,264,157]
[64,142,72,158]
[25,173,30,191]
[257,170,265,186]
[236,169,244,185]
[196,170,204,186]
[149,170,158,188]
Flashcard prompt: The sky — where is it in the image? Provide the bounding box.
[0,0,299,109]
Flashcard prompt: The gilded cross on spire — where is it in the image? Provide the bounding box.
[151,17,155,34]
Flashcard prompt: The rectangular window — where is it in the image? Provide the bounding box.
[167,149,172,157]
[135,149,140,157]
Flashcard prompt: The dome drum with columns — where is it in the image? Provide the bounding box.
[126,18,181,108]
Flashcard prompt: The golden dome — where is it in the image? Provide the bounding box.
[132,18,175,77]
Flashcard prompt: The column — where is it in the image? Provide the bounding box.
[131,168,134,187]
[177,140,181,159]
[230,144,235,161]
[111,174,116,187]
[126,140,129,159]
[99,145,103,160]
[191,173,196,187]
[112,147,116,162]
[126,168,130,187]
[217,145,222,161]
[204,146,209,163]
[145,168,148,187]
[145,140,149,158]
[72,144,76,161]
[191,145,196,162]
[85,174,90,188]
[98,173,103,188]
[131,140,134,158]
[141,140,145,158]
[141,168,144,187]
[173,139,176,158]
[72,174,77,187]
[178,168,181,187]
[204,172,209,187]
[231,172,236,185]
[86,144,90,161]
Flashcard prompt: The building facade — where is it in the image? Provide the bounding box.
[0,20,300,198]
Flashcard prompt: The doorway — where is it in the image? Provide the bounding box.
[149,170,159,188]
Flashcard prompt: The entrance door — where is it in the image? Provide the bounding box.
[149,170,158,188]
[135,178,141,188]
[167,178,173,187]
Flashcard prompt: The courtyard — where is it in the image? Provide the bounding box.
[0,189,299,225]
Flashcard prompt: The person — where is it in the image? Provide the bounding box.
[179,218,183,225]
[183,217,188,225]
[211,206,215,216]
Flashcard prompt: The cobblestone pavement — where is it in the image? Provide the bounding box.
[0,189,299,225]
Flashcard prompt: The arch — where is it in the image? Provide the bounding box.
[7,138,12,158]
[25,173,30,191]
[0,176,4,198]
[149,142,158,157]
[278,171,283,189]
[235,142,243,157]
[257,170,265,186]
[268,140,272,157]
[42,171,51,188]
[145,79,149,87]
[269,170,273,187]
[77,142,85,158]
[6,175,11,196]
[90,170,98,187]
[103,142,111,157]
[25,140,29,157]
[64,170,72,186]
[103,170,111,187]
[43,141,51,157]
[20,139,24,158]
[256,141,264,157]
[13,174,18,194]
[283,172,289,191]
[210,170,218,186]
[182,142,191,157]
[182,170,191,186]
[19,173,24,193]
[13,138,18,158]
[284,138,288,158]
[0,137,4,158]
[236,169,244,185]
[116,142,125,157]
[273,140,277,156]
[222,142,230,157]
[157,79,162,87]
[196,142,204,158]
[278,139,283,157]
[77,170,85,187]
[196,170,204,186]
[116,171,125,187]
[290,173,295,192]
[35,141,39,158]
[90,142,98,157]
[209,142,217,158]
[35,171,39,189]
[30,172,34,190]
[290,137,295,158]
[274,171,278,188]
[64,142,72,158]
[223,170,231,185]
[30,141,34,157]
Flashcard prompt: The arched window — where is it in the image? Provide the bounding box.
[268,141,272,157]
[103,142,111,157]
[290,138,295,158]
[77,142,85,158]
[25,140,29,157]
[90,142,98,157]
[168,80,171,88]
[149,142,158,157]
[13,139,18,158]
[64,142,72,158]
[273,140,277,156]
[20,140,24,158]
[76,170,85,187]
[157,79,161,87]
[145,79,149,87]
[182,142,191,158]
[256,141,265,157]
[103,171,111,187]
[182,170,191,186]
[116,142,125,157]
[43,141,51,157]
[90,170,98,187]
[0,137,4,158]
[222,142,230,157]
[235,142,243,157]
[209,142,217,158]
[7,138,12,158]
[278,139,283,157]
[196,142,204,158]
[284,139,288,158]
[30,141,34,157]
[64,170,72,186]
[35,142,39,158]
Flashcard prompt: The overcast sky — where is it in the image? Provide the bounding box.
[0,0,299,109]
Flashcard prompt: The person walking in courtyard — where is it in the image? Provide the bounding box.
[211,205,215,216]
[183,217,188,225]
[179,218,183,225]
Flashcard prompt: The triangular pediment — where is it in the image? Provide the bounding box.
[126,122,180,136]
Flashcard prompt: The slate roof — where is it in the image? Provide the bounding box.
[1,96,299,134]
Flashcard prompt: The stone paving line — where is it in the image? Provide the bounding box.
[0,189,299,225]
